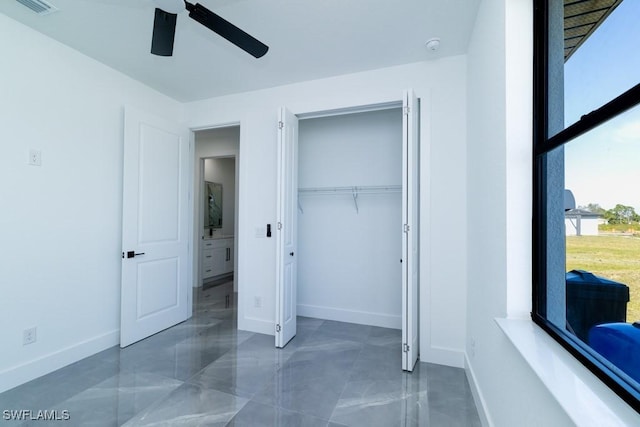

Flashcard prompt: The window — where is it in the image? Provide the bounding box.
[533,0,640,410]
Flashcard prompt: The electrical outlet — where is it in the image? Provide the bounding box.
[23,327,37,345]
[254,296,262,308]
[28,149,41,166]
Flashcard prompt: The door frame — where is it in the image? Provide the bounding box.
[190,123,242,307]
[277,96,419,362]
[194,154,239,288]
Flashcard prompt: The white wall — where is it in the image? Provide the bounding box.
[0,9,468,393]
[297,109,403,328]
[565,217,599,236]
[184,58,468,367]
[204,157,236,237]
[465,0,573,425]
[194,127,240,289]
[0,15,182,393]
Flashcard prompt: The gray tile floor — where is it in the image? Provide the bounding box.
[0,282,481,426]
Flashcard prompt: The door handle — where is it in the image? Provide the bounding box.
[124,251,145,259]
[290,252,294,256]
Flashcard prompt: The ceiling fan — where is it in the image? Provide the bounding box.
[150,0,268,58]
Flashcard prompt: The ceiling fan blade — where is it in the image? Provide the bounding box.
[185,2,269,58]
[151,8,178,56]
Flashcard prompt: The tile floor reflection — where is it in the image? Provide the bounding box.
[0,282,481,426]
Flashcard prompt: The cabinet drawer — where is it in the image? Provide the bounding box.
[202,240,218,249]
[202,249,215,268]
[202,238,233,280]
[203,238,231,249]
[202,267,215,278]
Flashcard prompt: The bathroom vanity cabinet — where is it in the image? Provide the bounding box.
[202,237,234,279]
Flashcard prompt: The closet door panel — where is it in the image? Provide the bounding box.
[402,89,419,371]
[275,107,298,348]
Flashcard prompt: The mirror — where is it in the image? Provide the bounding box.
[204,181,223,229]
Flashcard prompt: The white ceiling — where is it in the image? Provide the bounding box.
[1,0,480,102]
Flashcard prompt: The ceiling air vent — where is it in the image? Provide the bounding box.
[15,0,58,15]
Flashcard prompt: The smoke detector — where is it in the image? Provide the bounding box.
[425,38,441,52]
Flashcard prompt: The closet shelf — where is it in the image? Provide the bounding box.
[297,185,401,214]
[298,185,401,195]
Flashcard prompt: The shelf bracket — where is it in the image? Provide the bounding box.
[298,199,304,214]
[352,187,359,214]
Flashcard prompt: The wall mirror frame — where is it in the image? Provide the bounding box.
[204,181,223,229]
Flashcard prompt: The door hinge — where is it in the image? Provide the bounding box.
[403,106,410,115]
[277,222,282,230]
[276,324,281,333]
[403,224,410,233]
[278,121,284,129]
[403,343,410,352]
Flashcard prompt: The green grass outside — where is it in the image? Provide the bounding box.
[599,223,640,234]
[566,235,640,322]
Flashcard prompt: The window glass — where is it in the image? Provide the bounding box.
[563,106,640,358]
[552,0,640,136]
[540,87,640,401]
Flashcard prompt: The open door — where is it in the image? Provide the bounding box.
[402,90,419,371]
[275,107,298,348]
[120,107,191,347]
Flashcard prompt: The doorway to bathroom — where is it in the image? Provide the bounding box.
[194,125,240,307]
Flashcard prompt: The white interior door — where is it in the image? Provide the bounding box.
[275,107,298,348]
[402,90,419,371]
[120,107,191,348]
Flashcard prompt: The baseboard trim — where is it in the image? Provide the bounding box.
[420,345,465,368]
[297,304,401,329]
[465,353,494,427]
[0,329,119,394]
[202,273,234,290]
[239,316,275,336]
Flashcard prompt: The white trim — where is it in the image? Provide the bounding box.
[422,346,465,368]
[297,303,401,329]
[191,123,241,291]
[496,318,640,426]
[190,119,247,332]
[187,131,195,295]
[239,316,275,336]
[465,354,494,427]
[0,330,119,394]
[296,101,402,120]
[190,121,242,132]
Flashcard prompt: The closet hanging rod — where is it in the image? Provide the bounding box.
[298,185,401,195]
[297,185,400,214]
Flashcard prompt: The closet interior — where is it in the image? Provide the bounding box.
[296,106,404,329]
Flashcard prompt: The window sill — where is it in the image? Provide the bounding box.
[496,318,639,426]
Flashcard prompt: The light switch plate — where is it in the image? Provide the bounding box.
[28,149,41,166]
[23,327,37,345]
